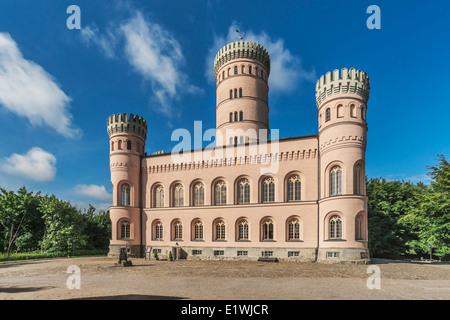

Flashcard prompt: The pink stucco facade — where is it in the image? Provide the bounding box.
[106,41,370,262]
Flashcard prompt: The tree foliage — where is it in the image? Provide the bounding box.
[368,154,450,260]
[0,187,110,257]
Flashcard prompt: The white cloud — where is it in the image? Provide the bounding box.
[0,32,79,138]
[80,11,201,116]
[80,24,117,59]
[1,147,57,182]
[206,23,316,93]
[119,11,201,115]
[73,184,112,201]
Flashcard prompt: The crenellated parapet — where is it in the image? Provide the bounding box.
[107,113,147,140]
[214,41,271,78]
[315,68,370,107]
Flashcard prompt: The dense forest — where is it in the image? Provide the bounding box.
[0,155,448,261]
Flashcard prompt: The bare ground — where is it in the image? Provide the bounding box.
[0,256,449,300]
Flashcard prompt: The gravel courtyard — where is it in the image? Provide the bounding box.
[0,256,449,300]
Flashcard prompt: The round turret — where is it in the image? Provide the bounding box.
[214,41,271,146]
[316,67,370,262]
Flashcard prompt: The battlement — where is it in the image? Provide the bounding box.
[315,68,370,107]
[107,113,147,140]
[214,41,271,78]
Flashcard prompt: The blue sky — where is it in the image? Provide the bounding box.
[0,0,449,211]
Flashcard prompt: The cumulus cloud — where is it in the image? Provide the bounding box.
[73,184,112,201]
[206,23,316,93]
[1,147,57,182]
[0,32,79,138]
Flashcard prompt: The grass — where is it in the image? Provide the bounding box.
[0,249,108,263]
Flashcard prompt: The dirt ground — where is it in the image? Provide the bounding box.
[0,256,449,300]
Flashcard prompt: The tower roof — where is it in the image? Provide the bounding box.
[107,113,147,140]
[214,41,271,78]
[315,68,370,106]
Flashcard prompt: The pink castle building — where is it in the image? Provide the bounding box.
[106,40,370,262]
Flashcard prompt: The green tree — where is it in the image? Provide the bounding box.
[39,195,88,255]
[367,178,424,258]
[401,155,450,260]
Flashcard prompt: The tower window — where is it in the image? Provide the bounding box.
[249,66,252,74]
[234,89,237,98]
[239,111,243,121]
[234,112,238,122]
[127,140,132,150]
[239,88,242,98]
[111,141,114,151]
[329,215,342,239]
[222,71,225,80]
[230,112,233,122]
[234,66,238,74]
[230,90,232,99]
[325,108,331,122]
[330,166,342,196]
[121,184,131,206]
[120,220,131,239]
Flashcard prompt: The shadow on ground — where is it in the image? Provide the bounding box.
[70,294,187,300]
[0,286,54,293]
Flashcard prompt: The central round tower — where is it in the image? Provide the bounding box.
[214,41,270,146]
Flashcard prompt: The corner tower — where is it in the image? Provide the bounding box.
[107,113,147,257]
[214,41,270,146]
[316,68,371,262]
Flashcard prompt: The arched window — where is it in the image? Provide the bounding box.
[248,65,252,74]
[262,177,275,203]
[229,89,233,99]
[234,136,238,145]
[174,221,183,241]
[355,214,363,240]
[325,108,331,122]
[194,220,203,240]
[193,182,204,206]
[234,66,238,74]
[222,71,225,80]
[239,88,242,98]
[155,221,163,240]
[155,185,164,207]
[234,112,238,122]
[127,140,132,150]
[350,104,356,117]
[361,107,366,120]
[173,184,184,207]
[111,141,114,151]
[234,89,238,98]
[241,65,245,73]
[215,220,226,240]
[354,164,362,195]
[239,136,244,144]
[238,219,249,240]
[239,111,243,121]
[120,220,131,239]
[229,112,233,122]
[121,184,130,206]
[337,105,343,118]
[329,215,342,239]
[288,218,300,240]
[238,179,250,204]
[288,175,301,201]
[215,180,227,205]
[118,140,122,150]
[330,166,342,196]
[262,218,274,240]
